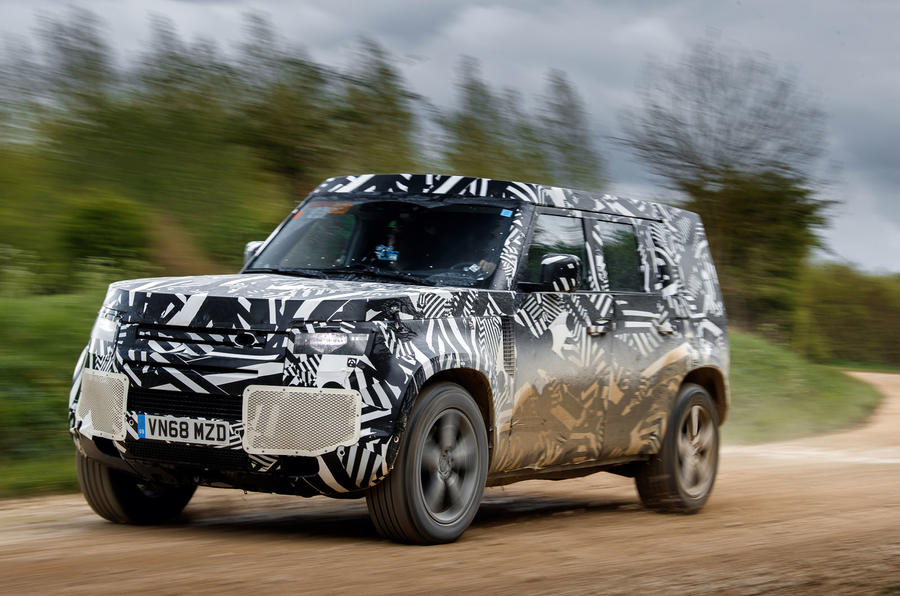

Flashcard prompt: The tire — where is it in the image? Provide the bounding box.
[635,383,719,513]
[76,451,196,524]
[366,382,489,544]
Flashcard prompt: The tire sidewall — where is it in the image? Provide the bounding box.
[399,383,488,543]
[109,467,196,524]
[77,451,195,524]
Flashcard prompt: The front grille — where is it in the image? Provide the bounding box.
[135,324,280,349]
[123,325,288,397]
[128,389,242,420]
[125,441,250,469]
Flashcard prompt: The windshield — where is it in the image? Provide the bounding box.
[247,197,517,288]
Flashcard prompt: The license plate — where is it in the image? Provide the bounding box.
[136,413,230,445]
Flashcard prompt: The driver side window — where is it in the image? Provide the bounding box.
[525,213,588,288]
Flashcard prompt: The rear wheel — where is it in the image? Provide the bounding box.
[366,382,488,544]
[635,383,719,513]
[76,451,195,524]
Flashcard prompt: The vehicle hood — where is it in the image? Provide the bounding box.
[102,274,512,329]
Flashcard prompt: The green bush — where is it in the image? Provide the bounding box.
[725,331,881,443]
[57,192,151,268]
[793,264,900,366]
[0,245,43,297]
[0,291,103,461]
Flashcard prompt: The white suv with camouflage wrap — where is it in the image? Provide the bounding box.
[70,173,729,543]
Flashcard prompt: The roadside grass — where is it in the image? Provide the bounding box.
[724,331,882,444]
[0,454,78,498]
[0,291,101,498]
[0,292,887,496]
[825,361,900,375]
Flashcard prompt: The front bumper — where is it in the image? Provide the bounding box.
[73,367,372,496]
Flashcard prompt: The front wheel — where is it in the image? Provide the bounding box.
[76,451,196,524]
[366,382,488,544]
[635,383,719,513]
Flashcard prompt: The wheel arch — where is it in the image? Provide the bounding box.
[420,368,496,460]
[682,366,730,424]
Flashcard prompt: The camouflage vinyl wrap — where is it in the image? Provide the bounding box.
[69,173,728,496]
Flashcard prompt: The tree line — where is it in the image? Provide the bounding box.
[0,9,896,366]
[0,11,602,274]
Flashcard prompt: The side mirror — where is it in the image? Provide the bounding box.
[540,253,581,292]
[244,240,264,267]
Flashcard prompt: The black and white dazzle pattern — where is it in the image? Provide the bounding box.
[69,173,728,496]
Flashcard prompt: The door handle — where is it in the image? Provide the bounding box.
[587,319,612,337]
[655,320,676,336]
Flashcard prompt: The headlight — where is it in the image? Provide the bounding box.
[295,332,370,355]
[90,313,119,344]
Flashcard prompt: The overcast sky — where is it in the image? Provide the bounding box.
[2,0,898,272]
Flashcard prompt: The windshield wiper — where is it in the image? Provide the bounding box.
[243,267,329,279]
[323,264,433,286]
[246,265,432,285]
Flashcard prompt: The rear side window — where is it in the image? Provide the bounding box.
[594,220,643,292]
[525,214,588,288]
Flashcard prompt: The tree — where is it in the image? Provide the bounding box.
[0,36,42,143]
[701,171,827,332]
[500,88,555,184]
[619,38,832,333]
[335,39,420,173]
[620,38,826,195]
[137,16,237,110]
[540,69,605,191]
[439,57,512,179]
[235,15,339,196]
[438,59,604,187]
[37,7,116,112]
[439,58,583,185]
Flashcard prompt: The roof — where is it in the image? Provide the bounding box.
[310,173,665,220]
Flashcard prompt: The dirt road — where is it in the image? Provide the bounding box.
[2,372,898,595]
